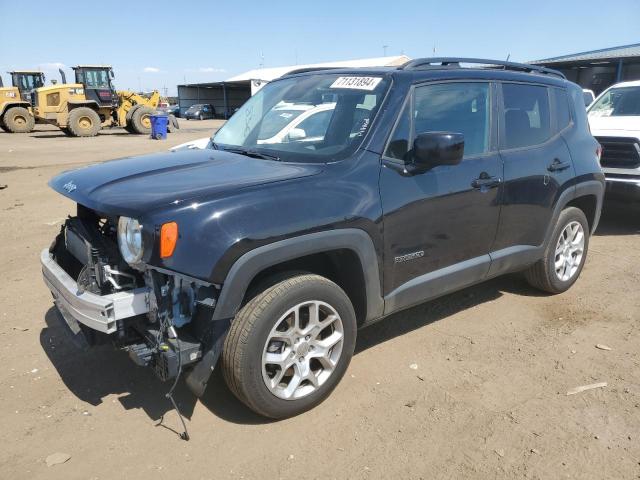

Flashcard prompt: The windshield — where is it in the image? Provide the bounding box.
[187,104,204,111]
[14,73,43,91]
[77,69,111,89]
[588,86,640,117]
[213,73,390,162]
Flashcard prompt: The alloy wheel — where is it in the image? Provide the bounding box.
[262,300,344,400]
[554,221,585,282]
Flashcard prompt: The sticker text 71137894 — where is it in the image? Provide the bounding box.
[329,77,383,91]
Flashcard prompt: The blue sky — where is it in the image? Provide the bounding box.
[1,0,638,96]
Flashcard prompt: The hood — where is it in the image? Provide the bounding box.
[588,114,640,134]
[49,149,323,217]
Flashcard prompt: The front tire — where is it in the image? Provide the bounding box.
[67,107,101,137]
[3,107,35,133]
[222,274,357,419]
[130,106,153,134]
[525,207,589,293]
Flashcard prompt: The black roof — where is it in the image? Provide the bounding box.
[285,57,569,87]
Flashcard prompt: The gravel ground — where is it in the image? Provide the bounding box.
[0,122,638,480]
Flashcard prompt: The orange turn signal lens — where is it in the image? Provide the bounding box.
[160,222,178,258]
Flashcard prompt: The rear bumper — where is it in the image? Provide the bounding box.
[605,176,640,200]
[40,248,150,334]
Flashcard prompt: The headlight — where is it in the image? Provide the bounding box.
[117,216,143,265]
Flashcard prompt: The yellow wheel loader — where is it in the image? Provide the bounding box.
[0,71,43,133]
[32,65,164,137]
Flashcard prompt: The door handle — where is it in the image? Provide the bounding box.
[471,173,502,189]
[547,159,571,172]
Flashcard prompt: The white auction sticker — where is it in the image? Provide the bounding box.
[330,76,382,91]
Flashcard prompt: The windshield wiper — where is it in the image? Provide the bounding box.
[222,147,280,161]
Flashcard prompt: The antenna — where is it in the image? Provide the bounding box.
[506,54,511,61]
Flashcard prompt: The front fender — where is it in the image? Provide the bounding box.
[0,101,31,116]
[212,228,384,322]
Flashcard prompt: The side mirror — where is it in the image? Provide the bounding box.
[287,128,306,141]
[110,70,115,79]
[412,132,464,172]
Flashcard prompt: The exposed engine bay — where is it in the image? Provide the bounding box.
[50,205,222,387]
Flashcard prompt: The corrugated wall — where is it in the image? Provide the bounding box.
[177,83,252,118]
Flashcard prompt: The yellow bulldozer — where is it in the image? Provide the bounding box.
[0,70,43,133]
[32,65,167,137]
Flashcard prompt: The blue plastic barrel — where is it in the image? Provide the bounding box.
[150,114,169,140]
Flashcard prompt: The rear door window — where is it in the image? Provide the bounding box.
[501,83,551,149]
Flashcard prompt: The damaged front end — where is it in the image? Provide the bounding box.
[41,205,228,398]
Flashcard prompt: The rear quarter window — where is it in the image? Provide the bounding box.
[553,88,572,133]
[501,83,551,149]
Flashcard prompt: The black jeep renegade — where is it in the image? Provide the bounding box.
[42,58,604,420]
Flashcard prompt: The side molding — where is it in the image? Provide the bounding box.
[212,229,384,322]
[384,254,490,315]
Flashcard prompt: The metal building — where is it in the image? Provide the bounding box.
[177,55,410,119]
[532,43,640,95]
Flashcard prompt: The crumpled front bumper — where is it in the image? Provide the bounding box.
[40,248,151,334]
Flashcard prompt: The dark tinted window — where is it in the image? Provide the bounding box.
[502,83,551,149]
[414,82,490,157]
[81,70,110,88]
[384,100,411,160]
[553,88,572,132]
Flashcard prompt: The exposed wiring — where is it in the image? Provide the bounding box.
[155,279,190,441]
[165,335,189,441]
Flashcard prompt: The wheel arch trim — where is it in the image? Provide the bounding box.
[544,180,603,247]
[67,101,101,111]
[0,101,32,116]
[212,229,384,322]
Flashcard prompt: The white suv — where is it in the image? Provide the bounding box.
[588,80,640,199]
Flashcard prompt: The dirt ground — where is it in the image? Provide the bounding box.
[0,121,639,480]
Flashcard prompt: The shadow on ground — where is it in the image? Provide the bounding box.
[41,272,540,427]
[30,132,134,139]
[40,307,197,423]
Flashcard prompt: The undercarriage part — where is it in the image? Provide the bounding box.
[185,318,230,397]
[128,343,153,367]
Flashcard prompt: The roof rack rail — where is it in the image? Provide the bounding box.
[400,57,566,79]
[283,67,344,77]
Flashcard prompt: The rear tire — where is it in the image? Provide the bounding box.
[130,106,153,134]
[67,107,101,137]
[3,107,35,133]
[525,207,590,294]
[222,274,357,419]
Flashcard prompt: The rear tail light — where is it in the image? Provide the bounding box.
[596,144,602,163]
